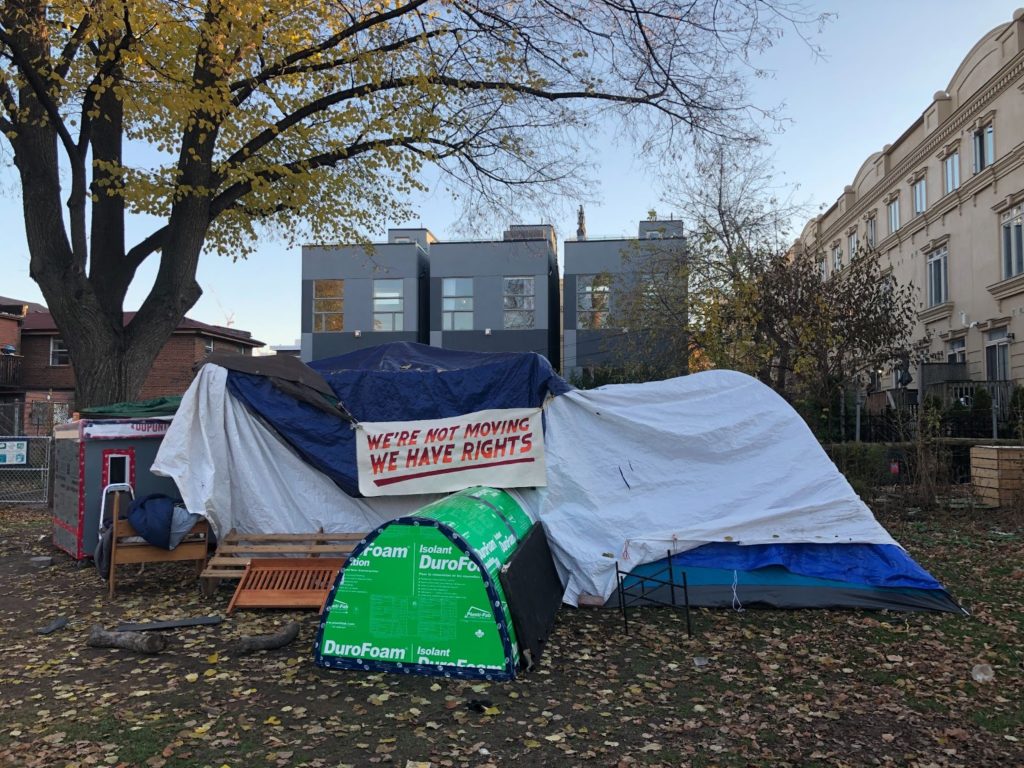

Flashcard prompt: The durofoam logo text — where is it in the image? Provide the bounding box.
[419,554,478,572]
[348,544,409,567]
[323,639,407,660]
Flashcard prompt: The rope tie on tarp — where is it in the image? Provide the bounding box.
[731,569,745,612]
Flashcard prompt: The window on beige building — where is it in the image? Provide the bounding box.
[944,151,960,193]
[817,258,827,280]
[912,178,927,216]
[832,244,842,272]
[312,279,344,332]
[848,232,859,259]
[887,199,900,234]
[373,279,404,331]
[973,123,995,173]
[1002,205,1024,279]
[986,327,1010,381]
[946,337,965,364]
[866,216,877,248]
[927,245,948,307]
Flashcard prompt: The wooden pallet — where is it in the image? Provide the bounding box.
[201,530,365,595]
[225,557,348,615]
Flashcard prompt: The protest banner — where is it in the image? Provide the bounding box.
[355,407,545,496]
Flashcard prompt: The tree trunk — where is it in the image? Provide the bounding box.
[6,1,209,409]
[70,332,160,410]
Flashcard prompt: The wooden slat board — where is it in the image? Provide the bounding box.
[217,543,360,555]
[222,532,364,542]
[226,557,347,614]
[200,530,366,595]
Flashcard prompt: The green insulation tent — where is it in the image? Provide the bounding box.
[314,487,534,680]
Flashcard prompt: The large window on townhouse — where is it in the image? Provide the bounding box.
[1002,204,1024,279]
[887,199,900,234]
[866,216,877,249]
[926,246,948,307]
[503,276,536,329]
[312,279,344,332]
[831,244,842,272]
[847,231,859,260]
[817,257,827,280]
[372,279,404,331]
[986,327,1010,381]
[49,337,70,366]
[912,178,927,216]
[944,150,960,193]
[973,123,995,173]
[946,337,965,364]
[576,273,612,329]
[442,278,474,330]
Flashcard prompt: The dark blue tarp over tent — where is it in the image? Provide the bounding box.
[225,343,569,496]
[623,541,963,613]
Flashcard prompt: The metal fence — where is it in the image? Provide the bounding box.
[0,400,74,436]
[0,435,52,504]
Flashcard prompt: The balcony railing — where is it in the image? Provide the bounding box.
[0,354,23,388]
[919,362,968,389]
[922,379,1017,419]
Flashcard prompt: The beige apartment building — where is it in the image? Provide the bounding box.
[793,9,1024,412]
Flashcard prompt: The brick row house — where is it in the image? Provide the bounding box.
[0,296,262,433]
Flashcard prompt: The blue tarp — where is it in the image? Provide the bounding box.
[226,343,569,496]
[636,542,944,590]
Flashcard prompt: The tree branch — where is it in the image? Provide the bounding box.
[221,70,698,185]
[233,26,450,93]
[229,0,431,105]
[0,72,20,127]
[77,8,134,154]
[210,136,422,219]
[53,11,91,80]
[0,26,80,162]
[125,227,168,273]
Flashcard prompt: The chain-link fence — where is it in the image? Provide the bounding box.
[0,401,73,504]
[0,435,52,503]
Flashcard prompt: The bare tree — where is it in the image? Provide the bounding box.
[595,141,810,381]
[666,141,810,285]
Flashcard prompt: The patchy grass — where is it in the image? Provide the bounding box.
[0,502,1021,767]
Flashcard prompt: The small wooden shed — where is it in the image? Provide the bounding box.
[970,445,1024,507]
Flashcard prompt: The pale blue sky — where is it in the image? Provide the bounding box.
[1,2,1017,347]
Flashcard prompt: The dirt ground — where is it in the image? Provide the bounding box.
[0,502,1021,768]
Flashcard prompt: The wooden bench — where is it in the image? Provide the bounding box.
[225,557,348,615]
[108,497,210,598]
[200,530,365,595]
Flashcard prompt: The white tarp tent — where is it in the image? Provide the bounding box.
[153,364,896,605]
